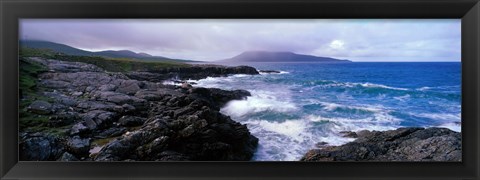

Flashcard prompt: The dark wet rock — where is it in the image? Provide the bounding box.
[188,87,251,109]
[95,94,258,161]
[57,152,79,161]
[99,84,117,91]
[116,80,142,95]
[315,142,329,148]
[21,57,259,161]
[44,91,78,106]
[119,116,146,127]
[339,131,358,138]
[95,127,127,138]
[259,70,281,73]
[48,111,78,127]
[28,100,53,115]
[92,91,147,108]
[29,57,104,73]
[126,65,259,82]
[77,101,122,112]
[66,136,91,158]
[81,110,118,130]
[134,89,181,101]
[301,127,461,161]
[19,133,65,161]
[70,123,90,136]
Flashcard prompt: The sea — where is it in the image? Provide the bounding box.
[185,62,461,161]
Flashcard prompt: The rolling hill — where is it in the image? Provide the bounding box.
[20,40,197,62]
[219,51,351,63]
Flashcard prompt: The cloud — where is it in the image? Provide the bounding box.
[19,19,461,62]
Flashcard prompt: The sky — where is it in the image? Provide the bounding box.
[19,19,461,62]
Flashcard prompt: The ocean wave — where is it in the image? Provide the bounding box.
[220,90,298,118]
[393,94,411,101]
[414,113,461,122]
[306,113,400,132]
[244,118,355,161]
[437,122,461,132]
[309,80,409,91]
[314,101,383,113]
[416,85,461,91]
[162,80,182,86]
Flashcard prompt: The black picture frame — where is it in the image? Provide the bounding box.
[1,0,479,179]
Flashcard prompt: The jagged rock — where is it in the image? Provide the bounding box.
[301,127,461,161]
[116,80,142,95]
[28,100,52,115]
[77,101,122,112]
[339,131,358,138]
[259,70,281,73]
[48,111,78,127]
[119,116,146,127]
[96,127,127,138]
[66,136,91,157]
[19,133,64,161]
[70,123,90,136]
[21,57,259,161]
[28,57,104,72]
[57,152,79,161]
[81,110,117,130]
[126,65,259,82]
[99,84,117,91]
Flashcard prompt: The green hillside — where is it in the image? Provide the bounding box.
[19,47,191,72]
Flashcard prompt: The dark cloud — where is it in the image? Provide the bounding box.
[20,19,460,62]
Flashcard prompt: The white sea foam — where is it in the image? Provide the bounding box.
[315,101,383,112]
[244,118,355,161]
[393,94,411,101]
[220,90,298,118]
[161,80,182,86]
[306,113,400,132]
[356,82,409,91]
[315,81,409,91]
[417,86,432,91]
[438,123,461,132]
[415,113,461,122]
[247,119,308,142]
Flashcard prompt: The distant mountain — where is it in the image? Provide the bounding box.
[20,40,197,62]
[95,50,157,59]
[20,40,93,56]
[219,51,351,63]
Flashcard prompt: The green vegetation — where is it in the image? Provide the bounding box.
[20,47,191,72]
[19,56,54,132]
[19,47,192,137]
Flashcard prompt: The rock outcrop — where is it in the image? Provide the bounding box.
[301,127,461,161]
[125,65,259,82]
[19,57,259,161]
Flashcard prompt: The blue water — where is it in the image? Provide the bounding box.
[187,62,461,161]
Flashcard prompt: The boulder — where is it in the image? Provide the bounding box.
[118,116,146,127]
[57,152,79,161]
[116,80,142,95]
[28,100,52,115]
[19,133,64,161]
[301,127,461,161]
[66,136,91,157]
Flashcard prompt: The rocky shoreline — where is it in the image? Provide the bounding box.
[301,127,461,161]
[20,57,258,161]
[19,57,462,162]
